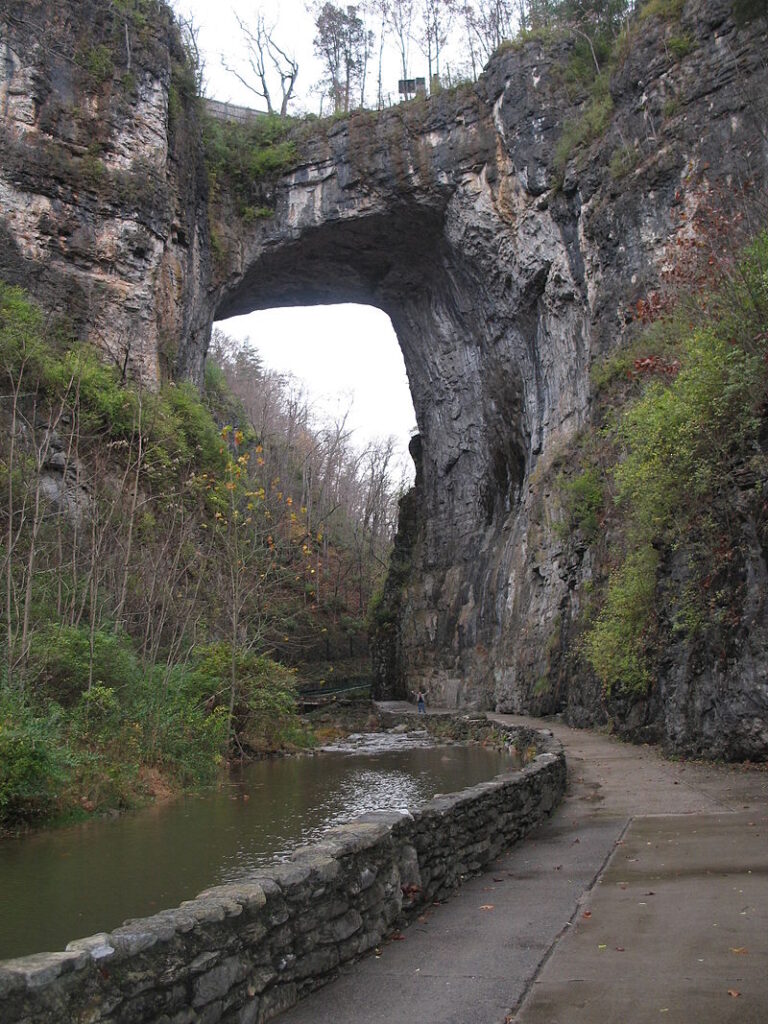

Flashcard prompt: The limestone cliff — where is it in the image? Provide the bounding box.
[0,0,211,382]
[2,0,767,757]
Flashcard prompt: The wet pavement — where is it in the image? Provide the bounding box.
[275,708,768,1024]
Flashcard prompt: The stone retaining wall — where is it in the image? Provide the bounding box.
[0,723,565,1024]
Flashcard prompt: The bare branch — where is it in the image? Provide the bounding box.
[222,9,299,116]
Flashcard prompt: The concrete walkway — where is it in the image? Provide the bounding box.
[276,710,768,1024]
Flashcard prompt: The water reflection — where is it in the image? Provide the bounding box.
[0,738,513,960]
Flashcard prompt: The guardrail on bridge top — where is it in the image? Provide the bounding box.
[203,98,267,123]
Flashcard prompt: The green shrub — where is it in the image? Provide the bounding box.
[609,144,639,179]
[203,113,298,213]
[561,37,614,96]
[0,283,50,380]
[81,44,115,84]
[58,343,137,437]
[554,76,614,180]
[187,643,304,750]
[163,380,227,472]
[556,467,604,540]
[667,34,694,58]
[663,97,681,119]
[616,335,747,533]
[28,625,143,706]
[71,684,123,743]
[639,0,685,21]
[137,666,227,785]
[3,284,229,482]
[0,695,69,828]
[584,230,768,694]
[583,545,659,695]
[241,205,274,223]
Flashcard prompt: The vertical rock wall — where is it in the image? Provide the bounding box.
[0,0,211,383]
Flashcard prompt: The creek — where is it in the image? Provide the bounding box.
[0,730,515,961]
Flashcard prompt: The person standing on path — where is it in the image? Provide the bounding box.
[416,690,426,714]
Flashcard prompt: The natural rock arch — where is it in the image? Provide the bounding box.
[196,89,593,710]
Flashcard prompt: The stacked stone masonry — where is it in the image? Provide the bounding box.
[0,725,565,1024]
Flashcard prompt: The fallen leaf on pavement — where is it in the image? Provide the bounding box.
[727,990,741,998]
[730,947,748,955]
[480,904,495,911]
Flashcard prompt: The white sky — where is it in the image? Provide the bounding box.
[178,0,418,469]
[219,305,417,461]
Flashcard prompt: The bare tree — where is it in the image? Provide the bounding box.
[385,0,416,94]
[175,9,207,93]
[223,9,299,116]
[373,0,390,107]
[357,1,378,106]
[418,0,455,87]
[208,329,403,633]
[462,0,515,64]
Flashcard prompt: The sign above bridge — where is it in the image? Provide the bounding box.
[398,78,426,96]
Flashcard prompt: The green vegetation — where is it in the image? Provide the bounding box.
[202,114,298,216]
[667,33,694,58]
[0,286,398,832]
[583,545,659,694]
[609,143,639,179]
[662,96,681,119]
[554,74,614,180]
[543,0,698,185]
[78,44,115,85]
[638,0,685,22]
[550,8,624,183]
[582,231,768,696]
[555,466,604,541]
[68,0,183,93]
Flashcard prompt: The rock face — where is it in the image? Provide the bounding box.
[2,0,767,757]
[0,0,212,382]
